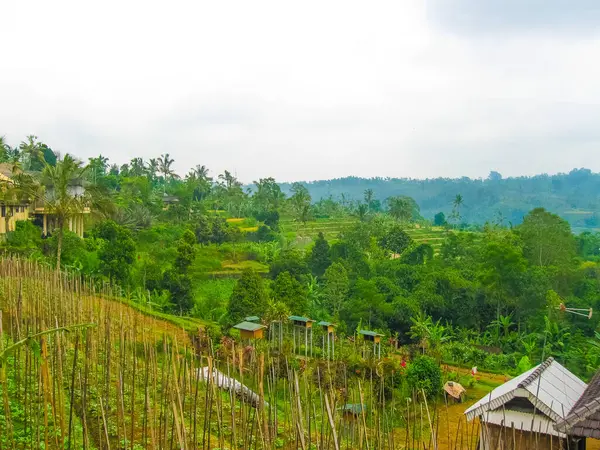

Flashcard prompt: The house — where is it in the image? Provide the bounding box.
[465,357,587,450]
[0,163,88,237]
[554,368,600,443]
[233,321,266,340]
[0,164,31,234]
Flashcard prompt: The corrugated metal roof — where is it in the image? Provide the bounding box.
[359,330,383,337]
[555,369,600,438]
[465,357,587,425]
[289,315,315,323]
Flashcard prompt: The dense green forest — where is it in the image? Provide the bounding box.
[2,135,600,379]
[280,169,600,230]
[2,135,600,448]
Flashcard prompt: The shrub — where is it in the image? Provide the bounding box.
[406,356,442,399]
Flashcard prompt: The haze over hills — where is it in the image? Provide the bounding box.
[280,168,600,230]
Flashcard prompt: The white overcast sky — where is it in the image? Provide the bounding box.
[2,0,600,182]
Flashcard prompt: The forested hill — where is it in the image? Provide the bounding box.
[281,168,600,230]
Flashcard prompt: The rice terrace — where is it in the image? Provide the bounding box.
[3,4,600,446]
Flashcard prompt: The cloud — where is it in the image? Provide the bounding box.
[428,0,600,35]
[1,0,600,183]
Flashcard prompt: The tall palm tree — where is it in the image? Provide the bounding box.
[452,194,464,224]
[0,136,9,162]
[30,155,98,269]
[147,158,159,182]
[129,157,146,177]
[158,153,179,191]
[19,135,43,171]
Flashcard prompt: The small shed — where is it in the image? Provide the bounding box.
[359,330,384,359]
[233,321,267,340]
[318,321,336,360]
[555,368,600,443]
[465,357,587,450]
[289,316,315,328]
[318,321,335,334]
[359,330,383,343]
[339,403,366,419]
[443,381,466,402]
[289,316,315,356]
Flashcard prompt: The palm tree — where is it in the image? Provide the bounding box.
[147,158,159,181]
[364,189,374,210]
[129,157,146,177]
[193,164,210,180]
[0,136,9,162]
[451,194,464,224]
[19,135,43,171]
[30,155,98,269]
[158,153,179,191]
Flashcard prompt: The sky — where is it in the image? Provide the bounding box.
[2,0,600,183]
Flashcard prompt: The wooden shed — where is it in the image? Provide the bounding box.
[289,316,315,356]
[359,330,384,359]
[359,330,383,343]
[289,315,315,328]
[318,321,336,360]
[233,321,266,340]
[465,357,587,450]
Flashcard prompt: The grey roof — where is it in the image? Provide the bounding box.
[317,321,335,327]
[554,369,600,438]
[465,358,587,426]
[244,316,260,322]
[359,330,383,337]
[233,321,266,332]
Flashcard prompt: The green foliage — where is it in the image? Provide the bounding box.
[272,271,307,314]
[308,232,331,276]
[406,356,442,399]
[227,270,268,325]
[434,212,446,226]
[518,208,576,267]
[379,225,412,254]
[3,220,43,255]
[93,220,136,285]
[322,262,349,316]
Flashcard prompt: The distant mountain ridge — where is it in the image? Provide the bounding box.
[280,168,600,231]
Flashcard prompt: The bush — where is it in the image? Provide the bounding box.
[406,356,442,399]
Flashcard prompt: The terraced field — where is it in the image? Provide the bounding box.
[280,216,449,253]
[406,226,448,254]
[279,217,356,246]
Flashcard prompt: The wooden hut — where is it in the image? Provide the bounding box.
[318,321,336,360]
[443,381,466,403]
[289,315,315,356]
[554,368,600,447]
[359,330,383,359]
[465,357,587,450]
[233,321,267,340]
